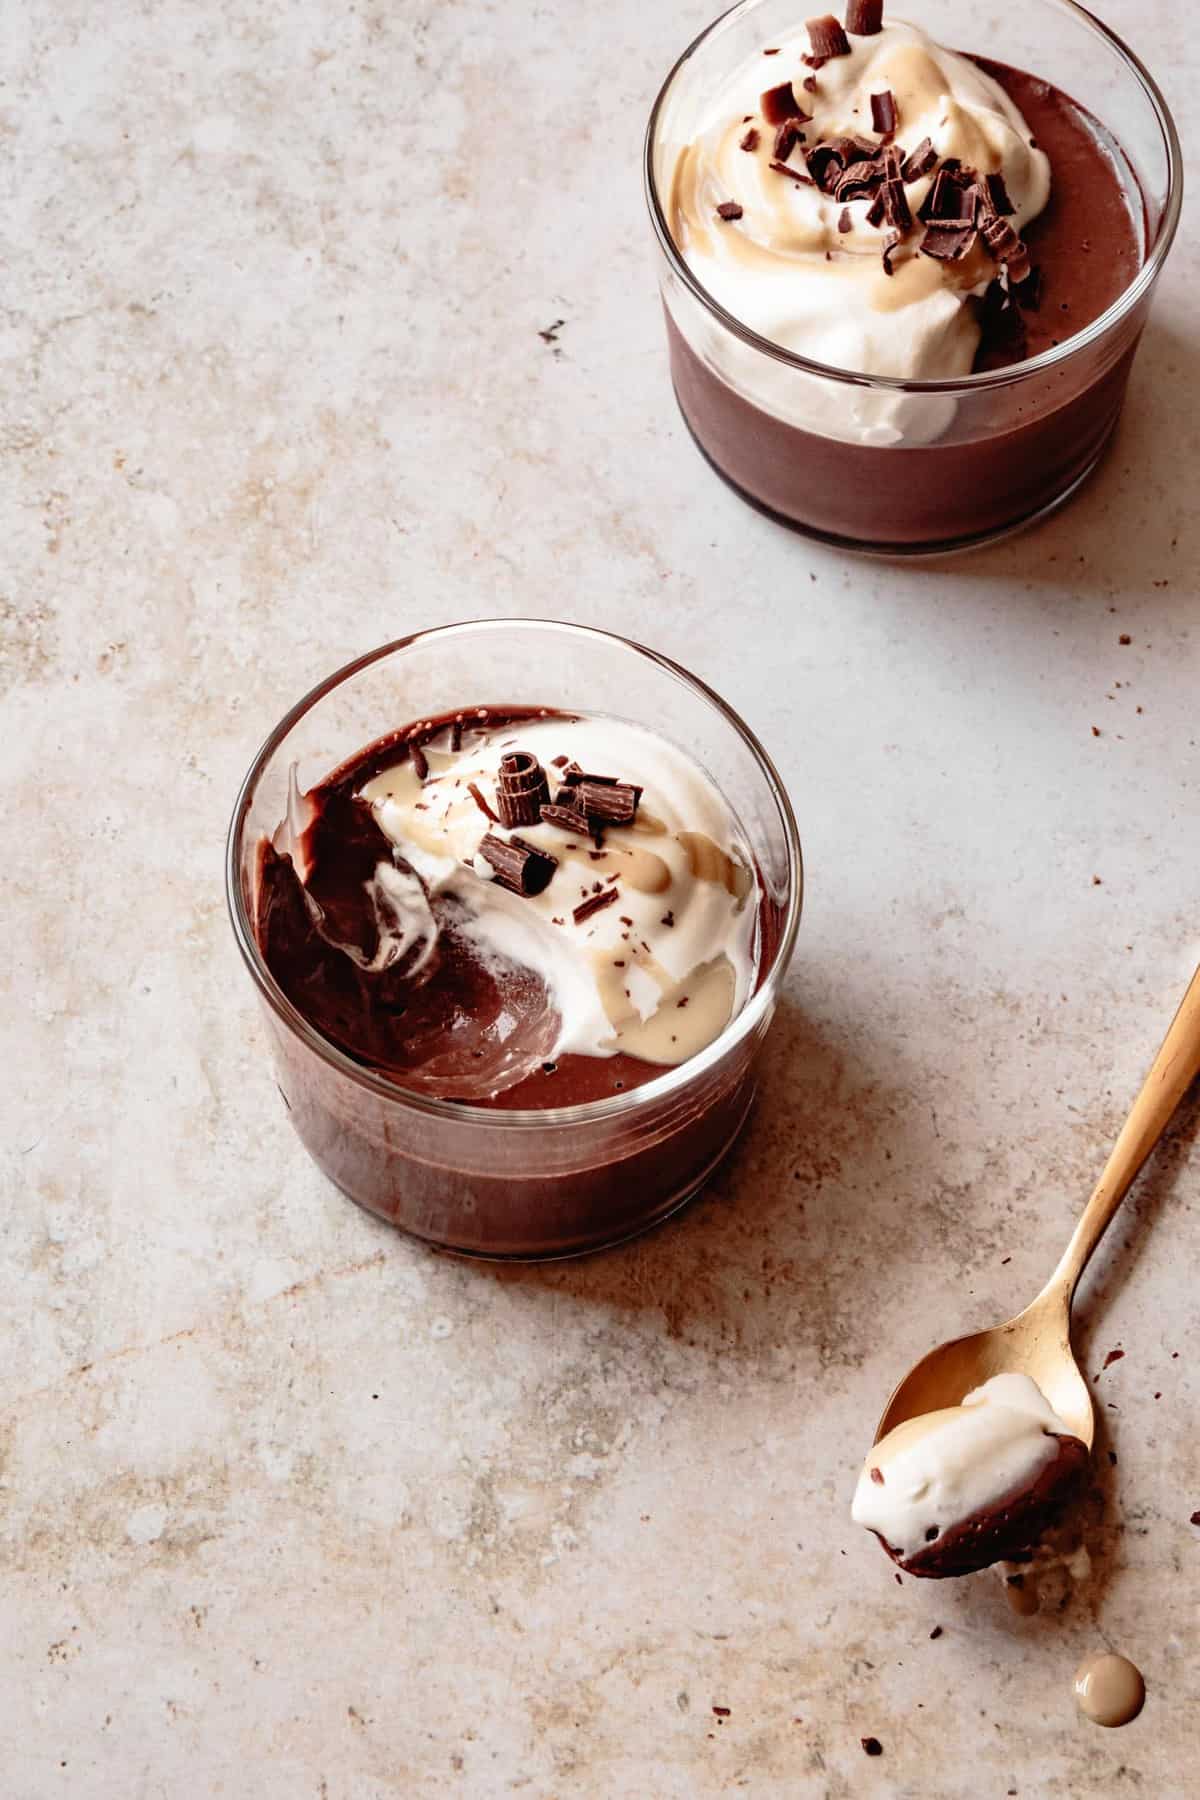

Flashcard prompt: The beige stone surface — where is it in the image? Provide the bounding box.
[2,1,1197,1794]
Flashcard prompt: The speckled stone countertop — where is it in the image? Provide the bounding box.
[3,2,1197,1794]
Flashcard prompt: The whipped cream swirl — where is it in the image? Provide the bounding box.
[358,715,761,1067]
[669,16,1051,441]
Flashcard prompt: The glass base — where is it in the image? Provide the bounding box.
[673,389,1118,560]
[329,1081,758,1263]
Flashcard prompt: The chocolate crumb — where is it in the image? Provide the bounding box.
[661,910,675,927]
[763,46,780,55]
[677,996,690,1009]
[450,715,463,752]
[740,126,761,152]
[894,1573,902,1585]
[1091,725,1101,737]
[861,1737,884,1756]
[712,1705,731,1717]
[573,887,619,926]
[1103,1347,1125,1369]
[1108,1450,1118,1465]
[925,1525,939,1541]
[619,915,633,926]
[1092,876,1102,886]
[1191,1511,1200,1527]
[807,14,851,58]
[838,206,852,233]
[1119,633,1131,645]
[802,74,819,93]
[846,0,883,32]
[869,1466,885,1485]
[537,318,565,344]
[929,1625,943,1640]
[408,735,429,781]
[716,200,744,221]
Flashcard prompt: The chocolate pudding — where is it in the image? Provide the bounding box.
[248,704,785,1253]
[648,3,1171,548]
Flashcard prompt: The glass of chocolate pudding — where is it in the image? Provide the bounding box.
[645,0,1181,552]
[226,621,802,1258]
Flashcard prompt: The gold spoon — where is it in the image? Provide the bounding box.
[876,964,1200,1449]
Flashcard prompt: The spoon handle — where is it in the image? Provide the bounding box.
[1050,963,1200,1301]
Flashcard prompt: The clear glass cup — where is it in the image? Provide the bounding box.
[226,621,802,1259]
[644,0,1182,553]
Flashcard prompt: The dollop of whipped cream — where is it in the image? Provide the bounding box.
[669,16,1051,440]
[851,1373,1072,1562]
[358,715,760,1067]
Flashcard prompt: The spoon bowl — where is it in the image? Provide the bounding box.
[874,964,1200,1451]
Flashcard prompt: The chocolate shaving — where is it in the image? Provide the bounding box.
[919,165,975,223]
[806,14,851,58]
[408,735,429,781]
[769,160,814,185]
[739,126,760,152]
[845,0,883,32]
[881,232,903,276]
[760,81,807,125]
[773,119,806,162]
[899,137,937,182]
[834,157,884,203]
[577,780,639,825]
[496,750,550,828]
[985,171,1015,215]
[715,200,744,221]
[1013,264,1042,310]
[981,212,1032,281]
[881,146,912,228]
[802,74,819,93]
[920,220,976,261]
[865,190,885,227]
[478,832,557,897]
[467,781,499,824]
[449,715,463,753]
[837,206,852,233]
[870,90,897,138]
[573,887,619,925]
[540,803,591,836]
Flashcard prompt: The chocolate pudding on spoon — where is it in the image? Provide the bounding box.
[645,0,1181,548]
[849,962,1200,1717]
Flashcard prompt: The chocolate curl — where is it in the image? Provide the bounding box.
[573,887,620,926]
[870,90,897,138]
[806,14,851,58]
[918,165,976,223]
[985,171,1015,215]
[920,221,976,261]
[540,804,592,836]
[899,137,937,182]
[760,81,807,125]
[496,750,550,828]
[408,733,429,781]
[881,232,903,276]
[773,119,806,162]
[845,0,883,31]
[577,781,640,826]
[478,832,558,897]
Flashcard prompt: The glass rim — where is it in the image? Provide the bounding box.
[225,619,804,1131]
[643,0,1183,395]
